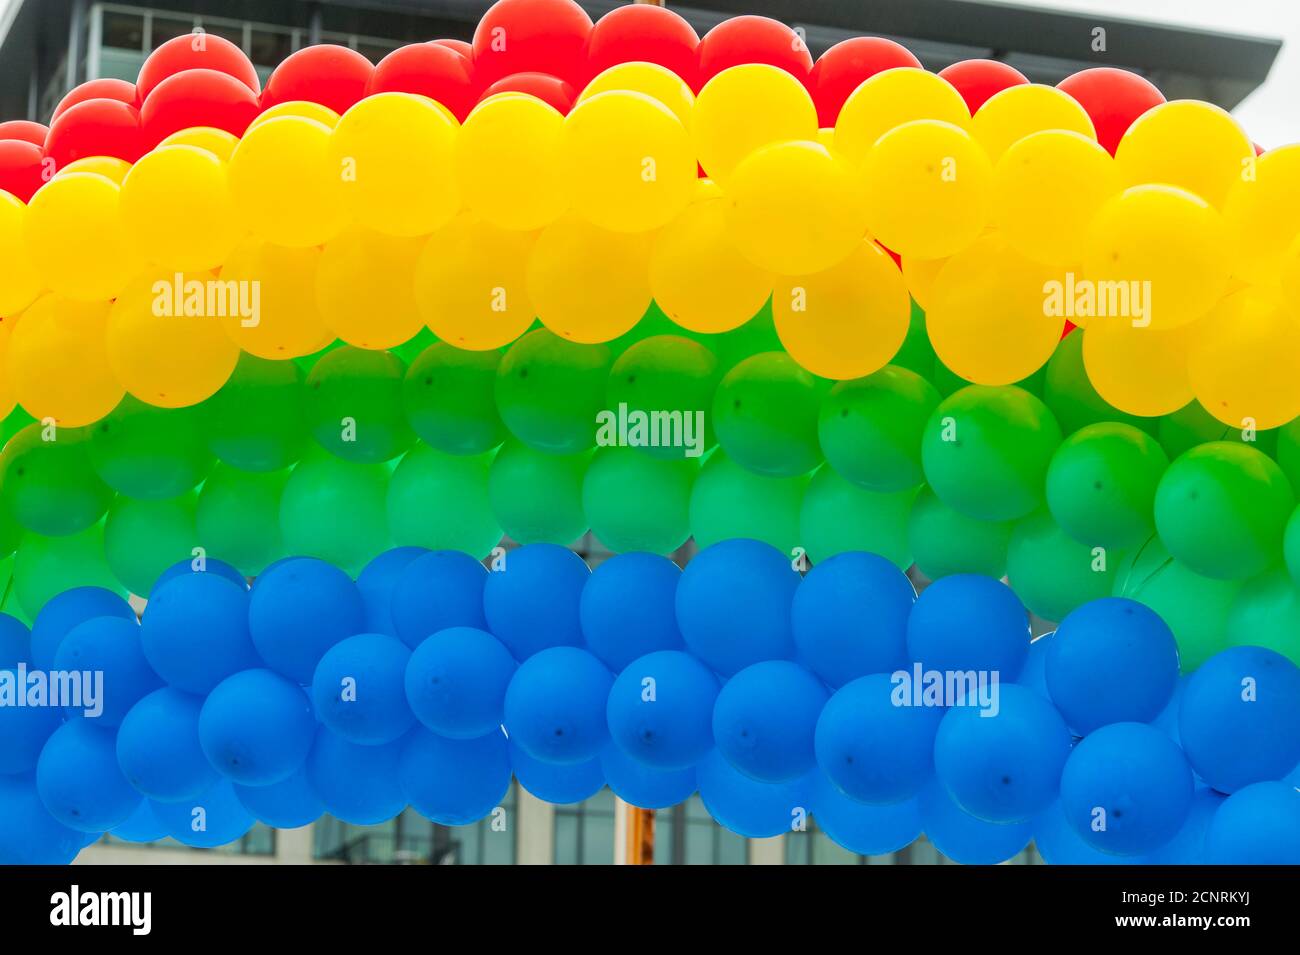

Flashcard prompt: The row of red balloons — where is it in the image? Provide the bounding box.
[0,0,1169,203]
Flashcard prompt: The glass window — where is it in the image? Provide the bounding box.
[99,823,276,856]
[654,795,747,864]
[785,823,868,865]
[151,15,196,49]
[553,788,616,865]
[357,41,399,65]
[249,28,293,71]
[101,10,145,52]
[197,19,245,49]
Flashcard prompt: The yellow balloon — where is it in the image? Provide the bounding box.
[1223,143,1300,286]
[579,61,695,126]
[316,226,425,350]
[229,116,347,248]
[218,238,332,359]
[457,93,566,231]
[6,294,122,426]
[527,215,652,343]
[971,84,1095,161]
[834,68,970,166]
[24,172,144,302]
[0,192,41,316]
[106,270,241,408]
[901,254,947,311]
[53,156,130,184]
[772,240,910,380]
[1082,321,1194,418]
[926,233,1063,385]
[0,314,15,419]
[158,126,240,161]
[650,194,771,333]
[120,145,241,272]
[724,140,866,275]
[1283,232,1300,311]
[328,92,459,238]
[693,64,817,185]
[414,215,537,350]
[992,130,1121,268]
[1082,184,1233,330]
[861,119,992,260]
[1116,100,1253,209]
[1187,288,1300,429]
[248,101,341,130]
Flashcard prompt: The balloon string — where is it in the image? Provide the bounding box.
[1121,532,1172,594]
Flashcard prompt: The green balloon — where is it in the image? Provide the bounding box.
[391,326,438,366]
[0,405,35,446]
[104,492,198,596]
[583,446,696,554]
[1041,330,1154,437]
[1113,538,1239,671]
[0,554,30,625]
[1276,417,1300,494]
[889,298,938,381]
[306,346,415,464]
[14,522,124,618]
[705,299,781,371]
[0,500,21,562]
[689,449,807,554]
[605,335,719,461]
[1153,442,1294,580]
[294,338,346,375]
[89,395,214,499]
[1045,422,1169,551]
[908,486,1012,581]
[799,465,916,569]
[921,385,1062,522]
[933,354,1047,401]
[280,450,391,576]
[819,365,940,492]
[609,301,708,356]
[1006,510,1120,623]
[713,352,827,478]
[201,352,308,473]
[388,444,501,557]
[195,464,288,575]
[403,343,505,456]
[1226,569,1300,665]
[1,423,112,537]
[1157,400,1275,460]
[495,329,612,455]
[488,440,590,546]
[1285,506,1300,588]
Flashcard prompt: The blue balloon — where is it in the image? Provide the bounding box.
[504,646,612,765]
[919,777,1033,864]
[579,552,684,672]
[606,650,717,771]
[36,719,141,832]
[509,742,604,805]
[140,573,260,694]
[0,773,87,863]
[1204,781,1300,864]
[152,779,256,849]
[110,799,168,843]
[31,586,135,672]
[305,727,407,825]
[404,626,516,739]
[1178,645,1300,793]
[399,728,511,826]
[905,574,1029,682]
[1059,721,1193,856]
[1287,760,1299,787]
[0,613,29,669]
[1046,597,1179,734]
[1138,787,1225,864]
[1031,799,1130,865]
[0,667,62,774]
[676,538,799,676]
[234,766,324,830]
[249,557,366,684]
[713,660,828,783]
[934,683,1072,823]
[1151,673,1188,744]
[808,770,921,857]
[697,749,809,838]
[390,549,488,649]
[116,687,217,802]
[54,616,161,726]
[815,672,942,805]
[792,551,915,687]
[312,633,414,745]
[356,546,428,637]
[483,543,588,660]
[1017,632,1052,699]
[600,743,696,809]
[199,669,316,786]
[155,556,247,592]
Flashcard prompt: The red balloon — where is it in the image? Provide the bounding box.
[938,59,1027,114]
[472,0,593,88]
[261,45,374,116]
[0,121,49,147]
[431,39,473,60]
[45,98,145,170]
[479,72,576,114]
[0,140,45,202]
[810,37,921,127]
[696,15,813,88]
[1254,141,1266,156]
[583,4,699,89]
[140,68,261,149]
[1056,67,1164,155]
[368,43,476,121]
[52,79,138,122]
[137,32,260,103]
